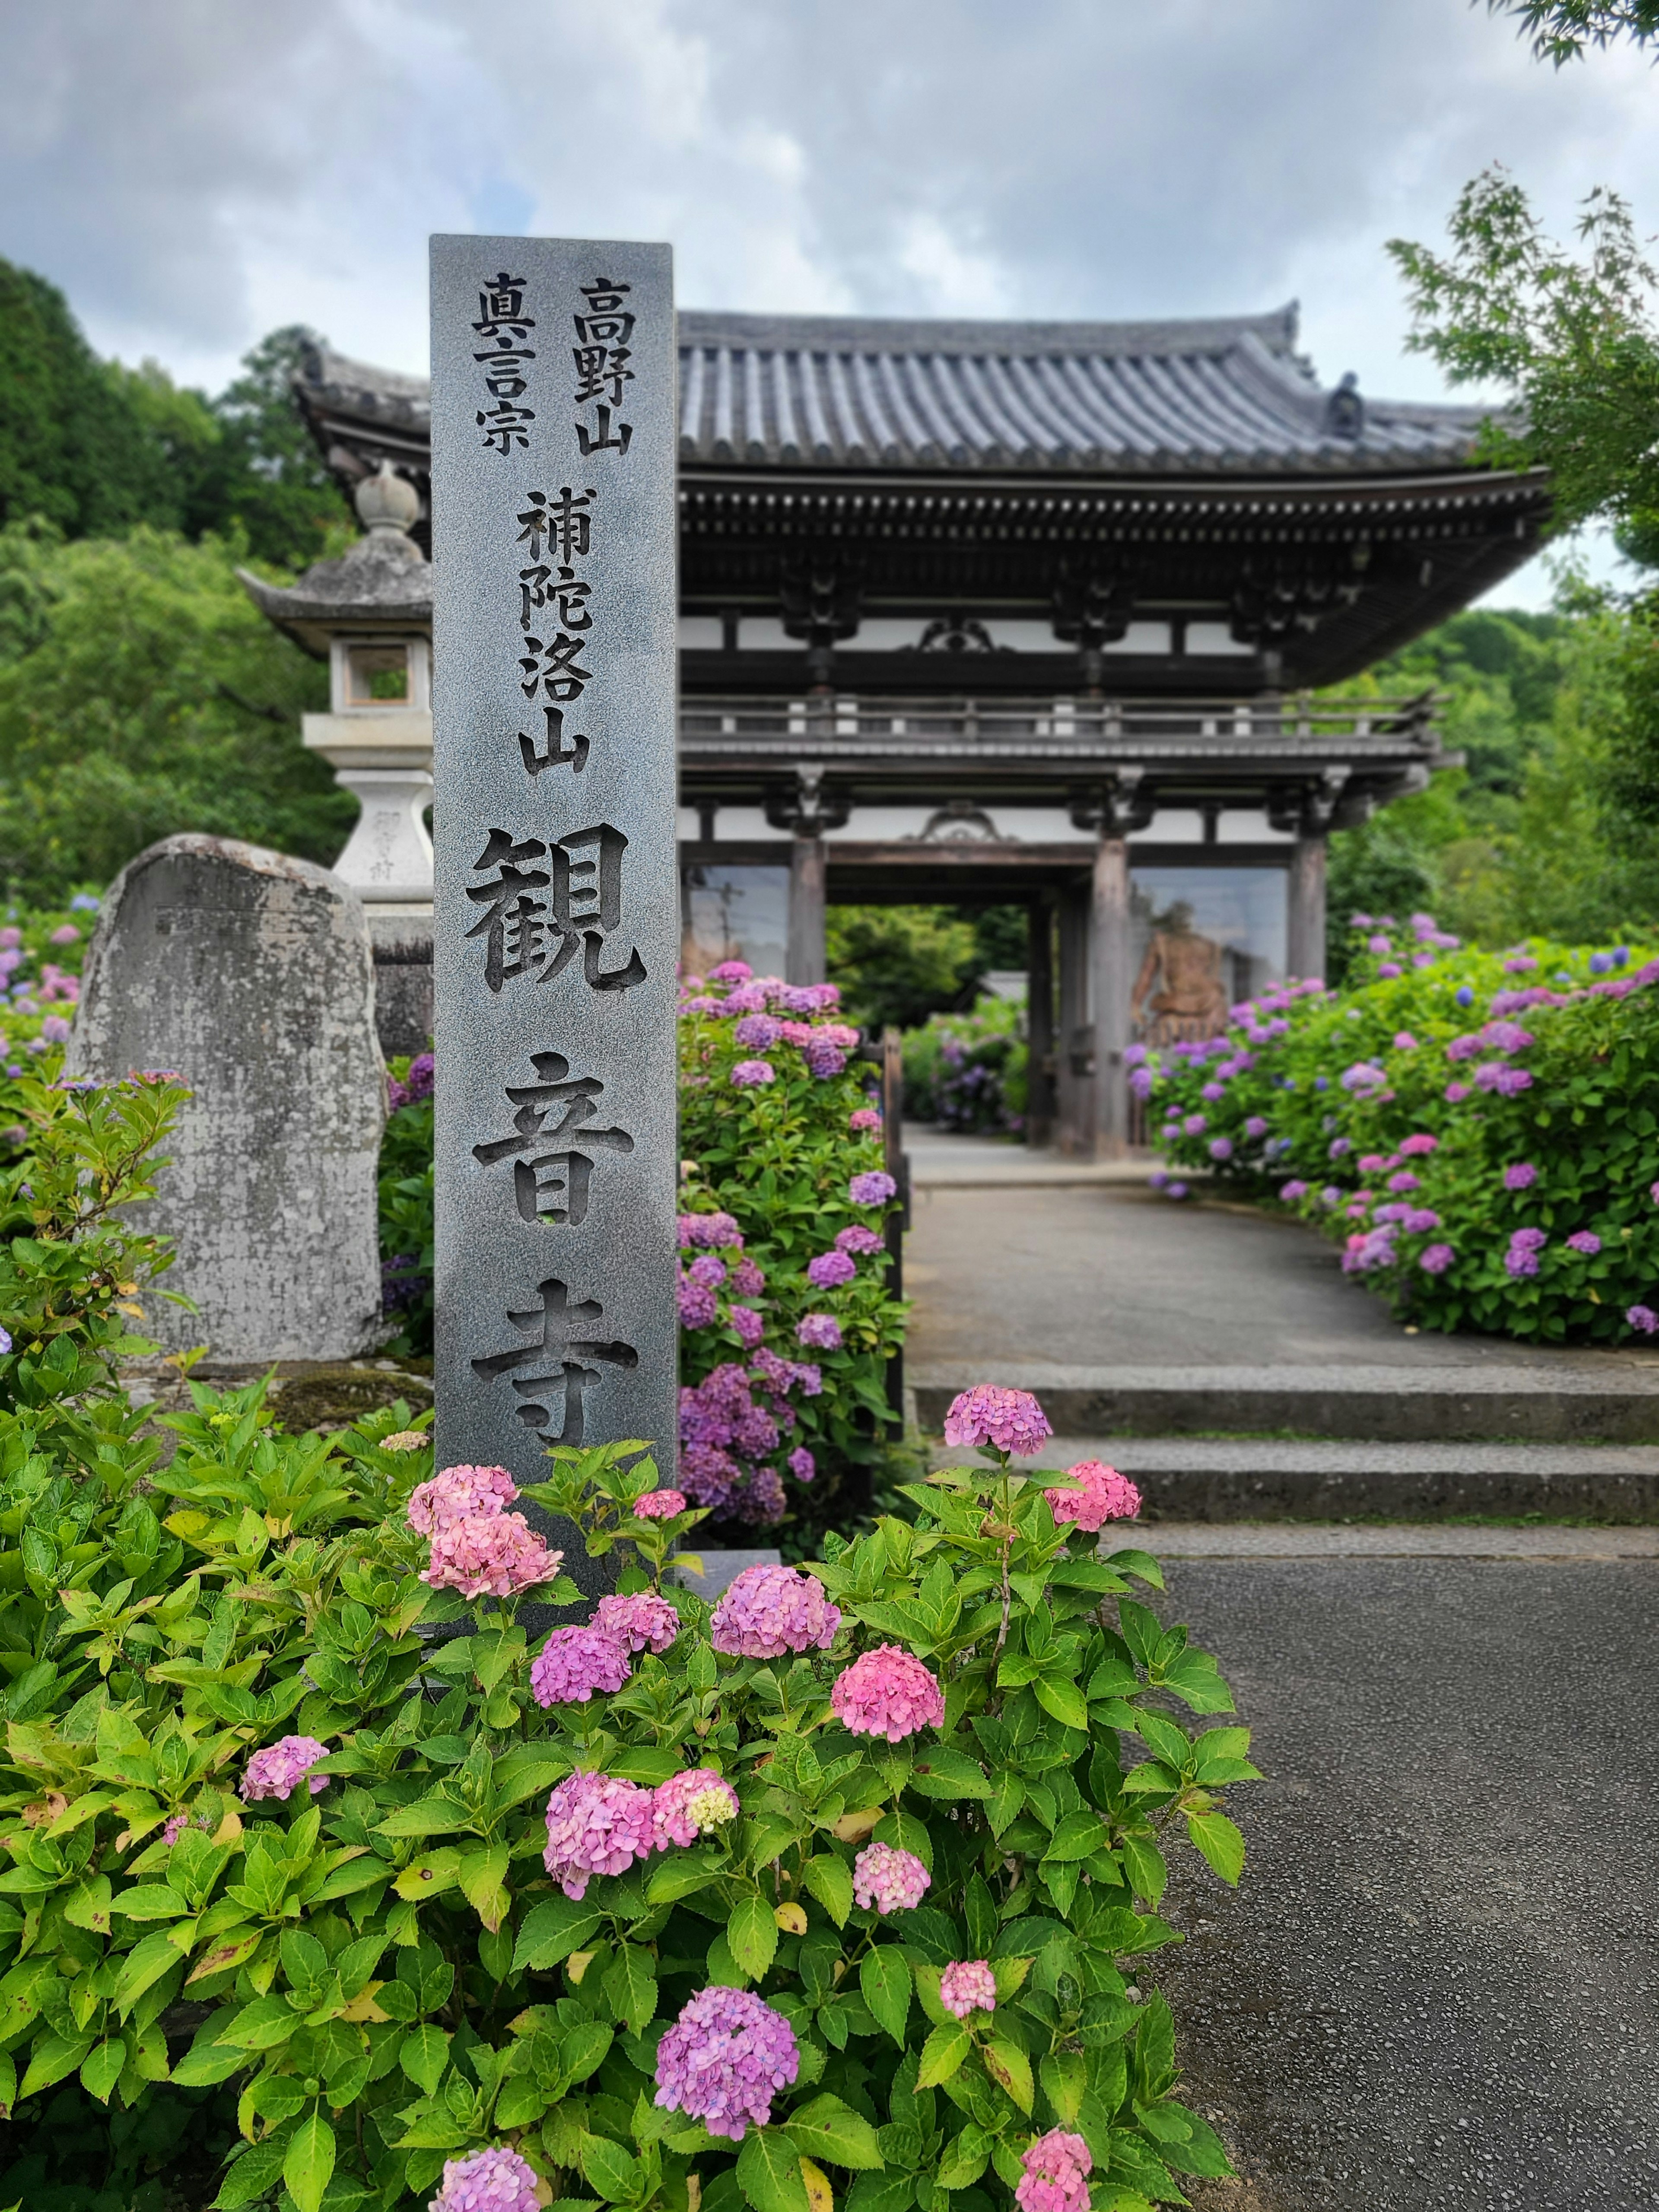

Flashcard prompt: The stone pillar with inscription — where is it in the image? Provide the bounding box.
[429,239,677,1595]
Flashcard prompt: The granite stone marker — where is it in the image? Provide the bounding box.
[428,238,677,1591]
[66,834,385,1359]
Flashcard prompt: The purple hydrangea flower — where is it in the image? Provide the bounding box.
[1504,1246,1540,1278]
[1503,1163,1538,1192]
[729,1254,765,1297]
[680,1212,743,1248]
[678,1278,719,1328]
[1566,1231,1602,1255]
[849,1170,897,1206]
[797,1313,842,1351]
[1511,1227,1548,1251]
[1420,1243,1454,1274]
[654,1986,800,2141]
[688,1254,727,1287]
[807,1250,857,1289]
[1244,1116,1269,1139]
[788,1445,815,1482]
[1405,1209,1443,1233]
[836,1225,884,1256]
[728,1305,765,1350]
[731,1059,776,1088]
[732,1014,781,1049]
[1208,1137,1233,1162]
[1627,1305,1659,1334]
[1182,1113,1208,1136]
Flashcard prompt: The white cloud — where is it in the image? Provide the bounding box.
[0,0,1654,451]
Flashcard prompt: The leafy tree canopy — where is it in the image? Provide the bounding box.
[0,521,351,902]
[1488,0,1659,63]
[1389,171,1659,555]
[0,257,349,570]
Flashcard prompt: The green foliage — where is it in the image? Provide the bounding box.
[901,998,1028,1135]
[0,1073,193,1417]
[825,908,979,1036]
[1487,0,1659,63]
[1143,921,1659,1342]
[377,1066,434,1364]
[0,258,350,572]
[1323,599,1659,966]
[0,1401,1251,2212]
[0,524,350,903]
[1390,171,1659,549]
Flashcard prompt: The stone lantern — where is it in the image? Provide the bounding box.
[238,461,434,919]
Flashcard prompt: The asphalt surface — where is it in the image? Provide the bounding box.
[904,1178,1659,1378]
[1152,1554,1659,2210]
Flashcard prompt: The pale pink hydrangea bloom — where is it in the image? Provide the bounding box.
[542,1771,655,1897]
[407,1463,517,1533]
[655,1985,800,2141]
[428,2146,541,2212]
[1016,2130,1093,2212]
[421,1512,559,1599]
[939,1960,998,2018]
[709,1564,842,1658]
[943,1384,1052,1455]
[240,1735,330,1804]
[849,1107,881,1132]
[593,1590,682,1655]
[831,1645,945,1742]
[853,1840,930,1913]
[633,1487,687,1519]
[652,1766,741,1849]
[161,1813,189,1847]
[531,1625,631,1706]
[1044,1459,1143,1532]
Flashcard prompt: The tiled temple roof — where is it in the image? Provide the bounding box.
[295,303,1493,482]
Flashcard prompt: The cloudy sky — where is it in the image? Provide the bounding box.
[3,0,1655,598]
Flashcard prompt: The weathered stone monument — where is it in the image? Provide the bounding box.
[67,835,386,1359]
[427,238,678,1587]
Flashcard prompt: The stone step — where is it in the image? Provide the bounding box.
[911,1361,1659,1445]
[925,1433,1659,1520]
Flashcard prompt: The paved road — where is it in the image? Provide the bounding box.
[1151,1551,1659,2210]
[904,1176,1659,1378]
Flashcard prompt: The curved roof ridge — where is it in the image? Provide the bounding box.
[674,303,1302,359]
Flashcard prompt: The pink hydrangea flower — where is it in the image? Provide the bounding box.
[1045,1459,1142,1531]
[678,1277,719,1328]
[161,1813,188,1847]
[542,1772,655,1897]
[422,1513,560,1599]
[849,1170,897,1206]
[407,1464,517,1534]
[836,1223,886,1255]
[1398,1133,1438,1156]
[652,1767,741,1849]
[240,1735,330,1804]
[939,1960,998,2018]
[1017,2131,1093,2212]
[833,1646,945,1741]
[593,1590,682,1655]
[729,1255,766,1297]
[680,1211,743,1248]
[849,1108,881,1132]
[709,1564,841,1658]
[428,2145,542,2212]
[1445,1081,1471,1103]
[852,1840,930,1913]
[709,960,753,982]
[797,1313,842,1351]
[655,1986,799,2141]
[633,1487,687,1519]
[943,1384,1052,1456]
[531,1625,631,1706]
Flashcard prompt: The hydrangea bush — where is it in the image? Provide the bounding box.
[901,998,1027,1137]
[1141,913,1659,1340]
[677,964,906,1526]
[0,1387,1255,2212]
